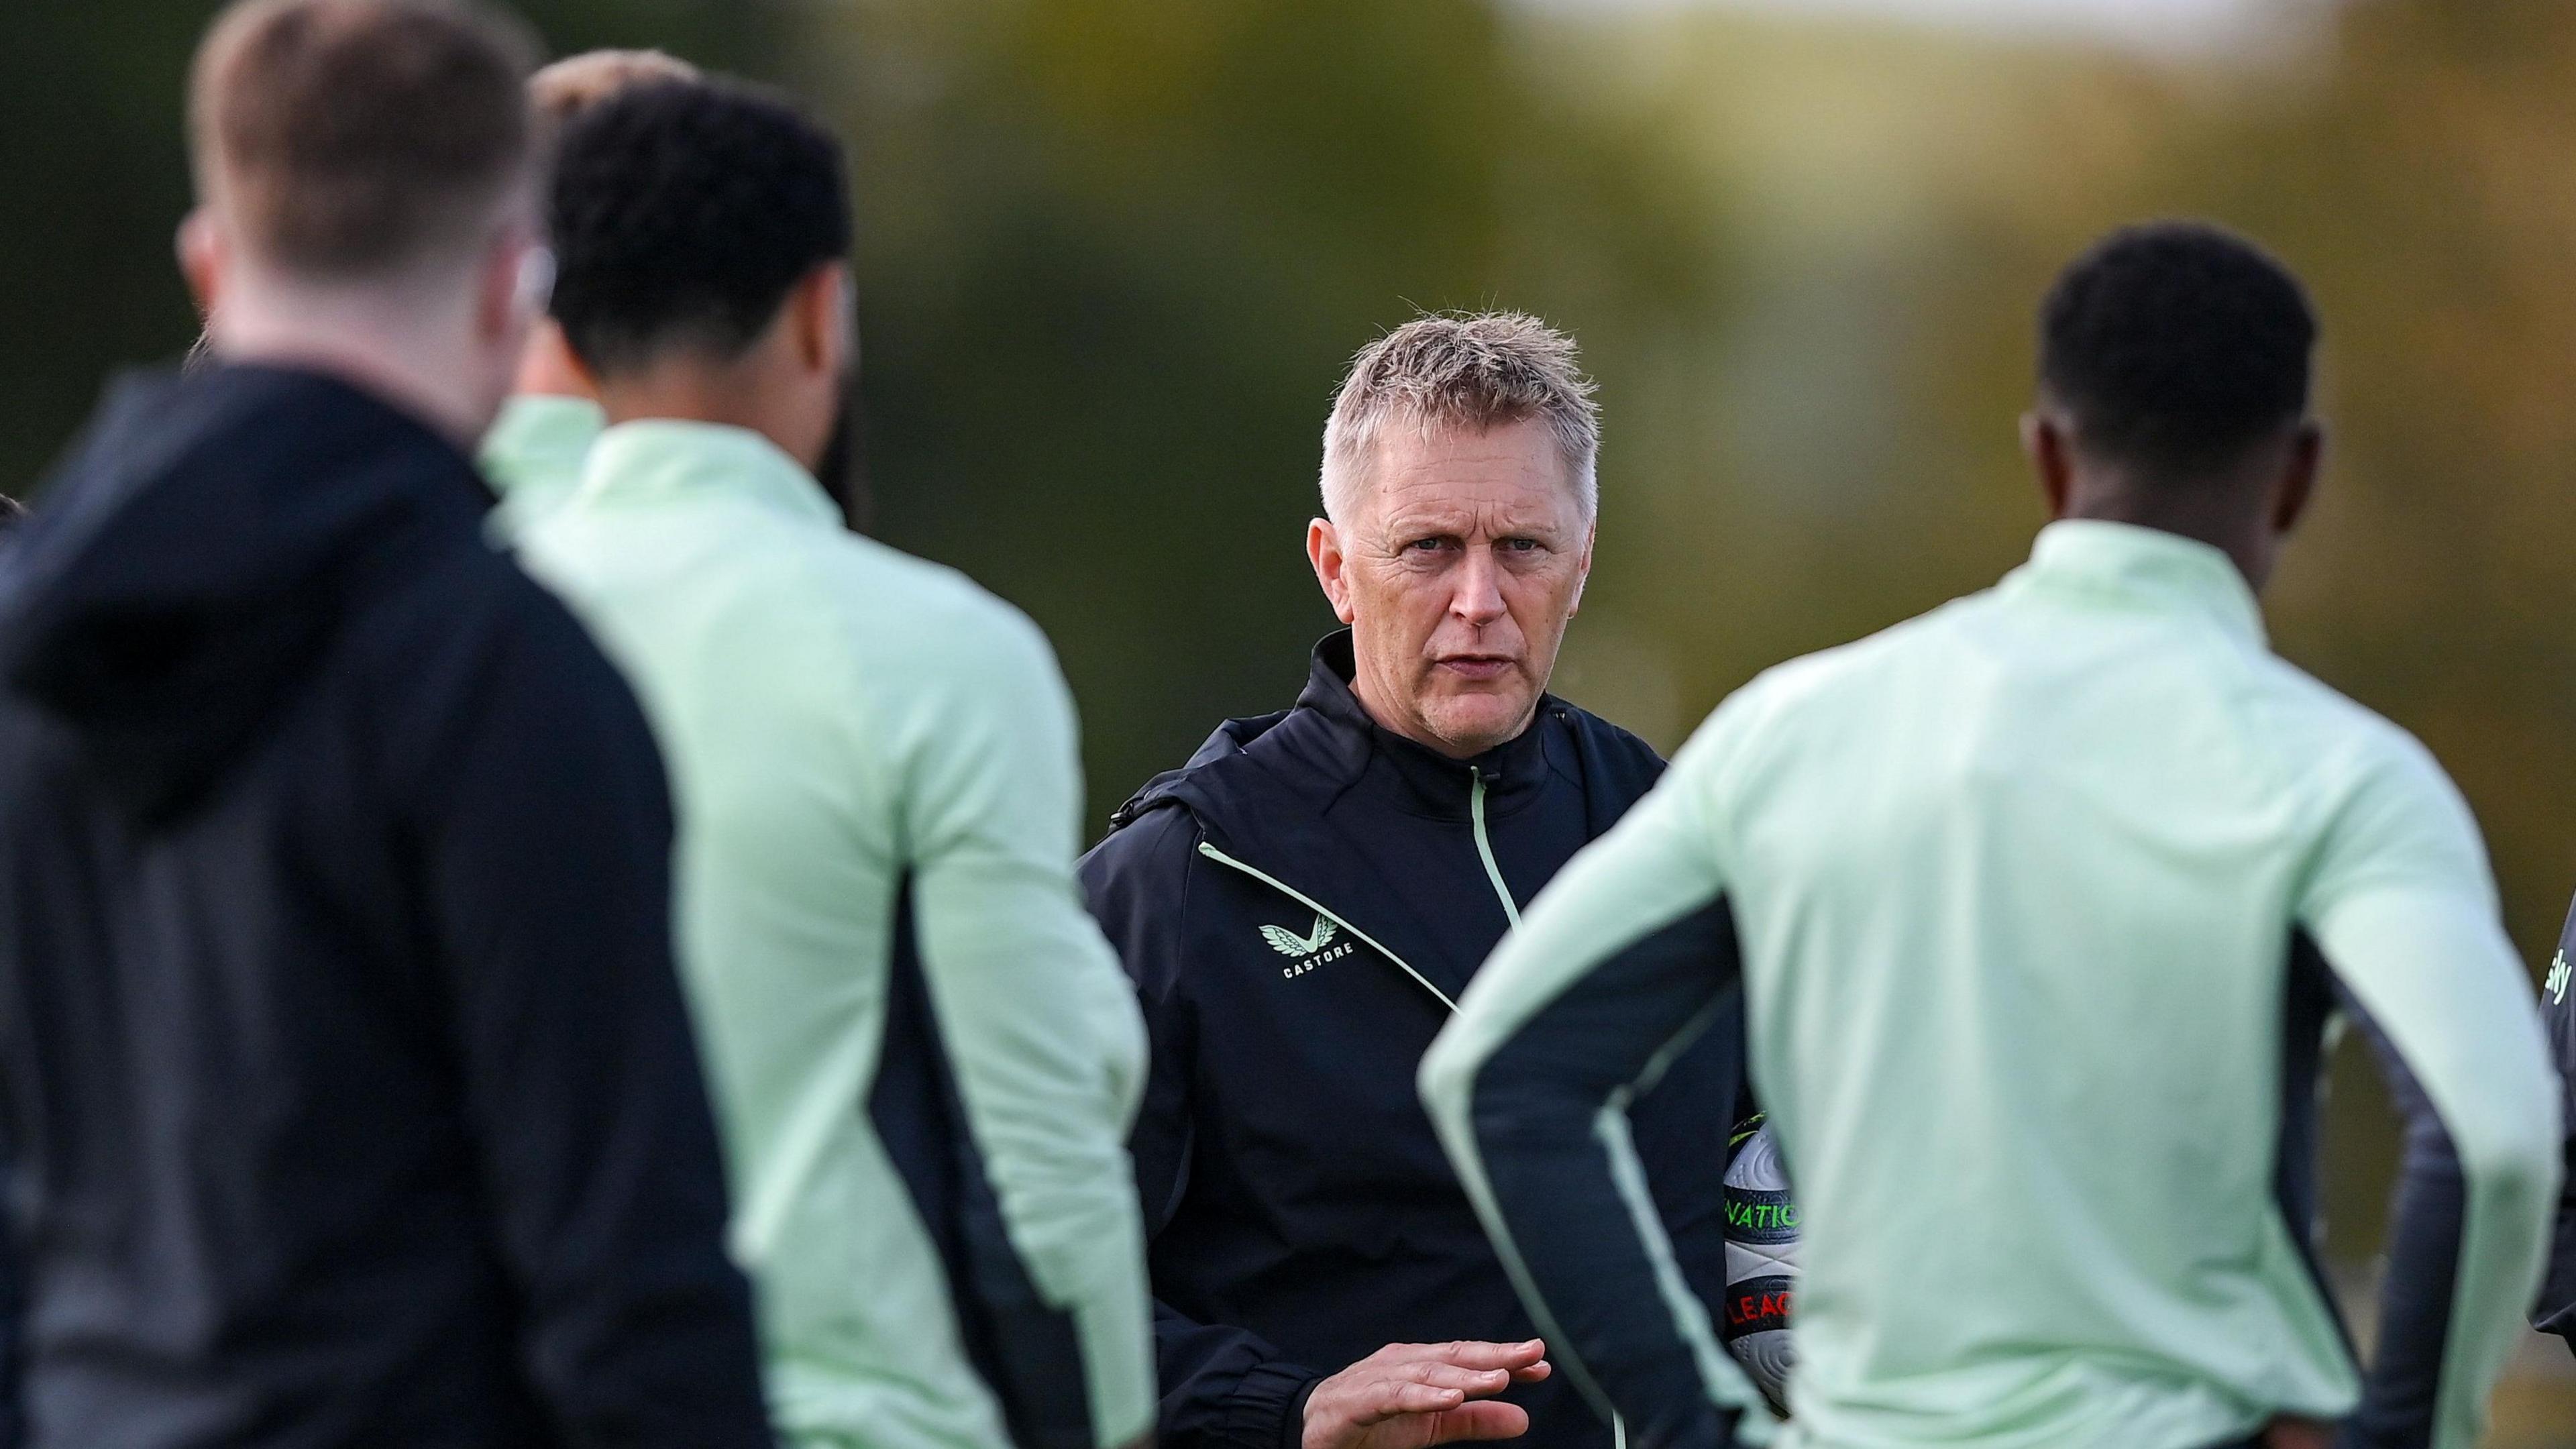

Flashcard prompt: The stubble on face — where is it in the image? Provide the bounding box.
[1328,418,1592,759]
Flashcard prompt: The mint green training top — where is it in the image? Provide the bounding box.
[520,421,1155,1449]
[477,393,604,545]
[1423,521,2561,1449]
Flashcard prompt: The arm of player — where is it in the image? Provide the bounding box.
[906,606,1157,1449]
[421,602,772,1449]
[2534,898,2576,1350]
[2300,737,2561,1449]
[1421,718,1770,1449]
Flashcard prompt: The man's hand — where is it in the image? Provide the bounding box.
[1301,1340,1552,1449]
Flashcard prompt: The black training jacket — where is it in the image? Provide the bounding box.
[0,364,773,1449]
[1079,633,1743,1449]
[2540,898,2576,1352]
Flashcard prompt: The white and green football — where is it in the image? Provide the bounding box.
[1721,1115,1800,1415]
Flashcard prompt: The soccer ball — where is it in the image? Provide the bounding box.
[1721,1116,1799,1414]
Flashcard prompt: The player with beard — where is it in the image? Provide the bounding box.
[519,78,1155,1449]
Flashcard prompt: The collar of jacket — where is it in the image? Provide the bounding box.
[1112,630,1628,834]
[1105,633,1663,1010]
[480,393,604,506]
[2006,518,2267,647]
[576,419,841,528]
[1289,631,1558,822]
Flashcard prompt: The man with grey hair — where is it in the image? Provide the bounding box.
[1081,312,1743,1449]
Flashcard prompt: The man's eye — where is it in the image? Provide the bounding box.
[1406,538,1446,553]
[1502,537,1542,553]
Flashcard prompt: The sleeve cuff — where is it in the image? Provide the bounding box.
[1209,1360,1316,1449]
[1276,1371,1322,1449]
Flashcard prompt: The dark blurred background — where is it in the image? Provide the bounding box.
[7,0,2573,1438]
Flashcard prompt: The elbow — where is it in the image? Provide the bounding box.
[2453,1098,2565,1209]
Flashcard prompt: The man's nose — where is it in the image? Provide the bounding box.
[1450,547,1507,628]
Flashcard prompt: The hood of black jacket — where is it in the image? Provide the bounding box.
[0,363,493,821]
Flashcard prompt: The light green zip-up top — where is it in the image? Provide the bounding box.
[477,393,604,544]
[520,421,1155,1449]
[1424,521,2561,1449]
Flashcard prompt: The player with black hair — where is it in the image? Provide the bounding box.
[478,47,700,543]
[2039,221,2320,476]
[546,79,851,384]
[1422,220,2558,1449]
[518,79,1155,1449]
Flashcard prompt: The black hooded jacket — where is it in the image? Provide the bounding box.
[1079,635,1742,1448]
[0,364,771,1448]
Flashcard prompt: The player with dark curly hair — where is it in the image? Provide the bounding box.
[519,79,1155,1449]
[477,47,699,543]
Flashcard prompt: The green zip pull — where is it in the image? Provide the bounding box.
[1470,767,1521,931]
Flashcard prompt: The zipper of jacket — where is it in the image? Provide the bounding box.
[1469,767,1521,931]
[1194,841,1458,1012]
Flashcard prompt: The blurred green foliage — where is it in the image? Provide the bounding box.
[5,2,2574,1426]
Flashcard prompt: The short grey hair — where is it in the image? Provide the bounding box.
[1319,311,1601,525]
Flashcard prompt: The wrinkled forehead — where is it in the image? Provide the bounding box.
[1347,416,1587,532]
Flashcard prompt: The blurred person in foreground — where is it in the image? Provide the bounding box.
[0,3,771,1446]
[519,79,1154,1449]
[478,45,698,543]
[1080,313,1742,1449]
[1422,223,2561,1449]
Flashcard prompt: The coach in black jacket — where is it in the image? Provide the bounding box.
[0,6,768,1446]
[1082,315,1739,1449]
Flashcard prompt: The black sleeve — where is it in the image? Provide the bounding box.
[1463,900,1747,1449]
[2535,896,2576,1350]
[417,593,771,1449]
[2338,985,2469,1448]
[1079,808,1322,1449]
[1627,994,1750,1318]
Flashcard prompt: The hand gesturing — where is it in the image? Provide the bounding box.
[1300,1338,1553,1449]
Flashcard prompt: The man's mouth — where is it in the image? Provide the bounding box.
[1434,654,1516,682]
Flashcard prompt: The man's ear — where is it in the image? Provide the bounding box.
[1568,519,1597,617]
[2022,409,2076,520]
[2271,422,2323,536]
[1307,517,1357,625]
[473,231,533,346]
[176,207,225,321]
[792,263,849,378]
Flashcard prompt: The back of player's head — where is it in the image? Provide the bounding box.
[548,79,852,380]
[2038,221,2316,482]
[187,0,539,280]
[529,48,700,129]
